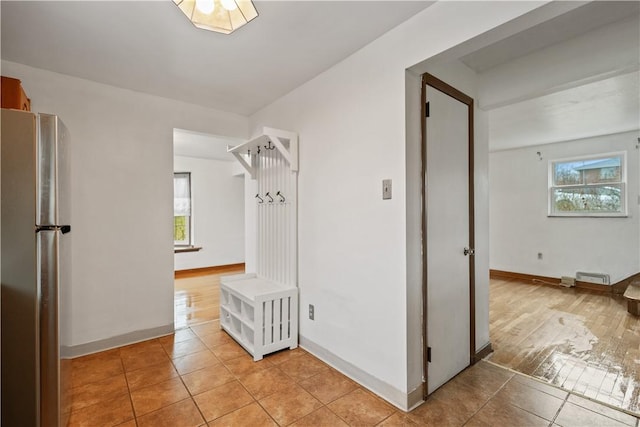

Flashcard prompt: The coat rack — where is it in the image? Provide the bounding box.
[221,128,299,361]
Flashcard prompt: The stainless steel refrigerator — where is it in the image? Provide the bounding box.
[1,108,72,426]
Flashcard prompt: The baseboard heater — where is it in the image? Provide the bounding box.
[560,276,575,287]
[576,271,610,285]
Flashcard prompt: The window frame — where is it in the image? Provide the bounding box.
[548,151,627,218]
[174,171,193,247]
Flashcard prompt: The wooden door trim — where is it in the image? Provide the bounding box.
[420,75,428,399]
[421,73,476,398]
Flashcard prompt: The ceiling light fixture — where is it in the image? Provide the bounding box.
[173,0,258,34]
[195,0,215,15]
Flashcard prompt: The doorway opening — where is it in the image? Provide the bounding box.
[172,128,246,329]
[408,0,639,414]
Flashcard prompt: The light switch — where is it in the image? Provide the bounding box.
[382,179,392,200]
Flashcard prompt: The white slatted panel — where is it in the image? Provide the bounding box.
[264,300,273,345]
[255,145,297,287]
[283,297,290,339]
[274,298,282,341]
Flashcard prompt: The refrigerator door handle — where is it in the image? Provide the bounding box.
[35,225,71,234]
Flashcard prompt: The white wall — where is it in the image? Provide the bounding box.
[173,156,244,271]
[248,1,546,408]
[2,60,248,350]
[490,131,640,284]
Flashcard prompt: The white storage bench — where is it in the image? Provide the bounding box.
[220,273,298,361]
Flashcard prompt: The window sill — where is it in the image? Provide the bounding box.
[174,246,202,253]
[548,214,628,218]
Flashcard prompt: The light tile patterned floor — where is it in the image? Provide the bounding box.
[68,319,640,426]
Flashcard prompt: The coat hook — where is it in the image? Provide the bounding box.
[276,191,285,202]
[255,194,263,203]
[265,140,276,150]
[265,192,274,203]
[536,151,543,160]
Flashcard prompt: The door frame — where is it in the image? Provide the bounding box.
[421,72,476,397]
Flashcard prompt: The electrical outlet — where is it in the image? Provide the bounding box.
[382,179,392,200]
[309,304,315,320]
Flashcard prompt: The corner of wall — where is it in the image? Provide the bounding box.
[300,335,420,412]
[404,69,425,396]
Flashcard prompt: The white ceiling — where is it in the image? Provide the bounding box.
[0,0,433,116]
[488,71,640,152]
[460,1,640,73]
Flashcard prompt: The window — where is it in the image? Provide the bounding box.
[174,172,192,245]
[549,152,626,217]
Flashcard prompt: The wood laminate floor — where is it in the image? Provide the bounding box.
[489,278,640,415]
[174,265,244,330]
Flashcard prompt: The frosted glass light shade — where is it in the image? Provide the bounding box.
[174,0,258,34]
[195,0,215,14]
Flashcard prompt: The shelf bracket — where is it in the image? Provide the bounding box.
[230,150,256,179]
[264,127,298,173]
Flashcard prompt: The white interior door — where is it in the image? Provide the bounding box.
[425,85,471,394]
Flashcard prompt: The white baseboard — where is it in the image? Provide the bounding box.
[62,323,175,358]
[299,335,424,412]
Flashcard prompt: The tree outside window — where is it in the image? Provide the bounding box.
[174,172,192,245]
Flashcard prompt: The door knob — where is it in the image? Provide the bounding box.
[463,247,475,256]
